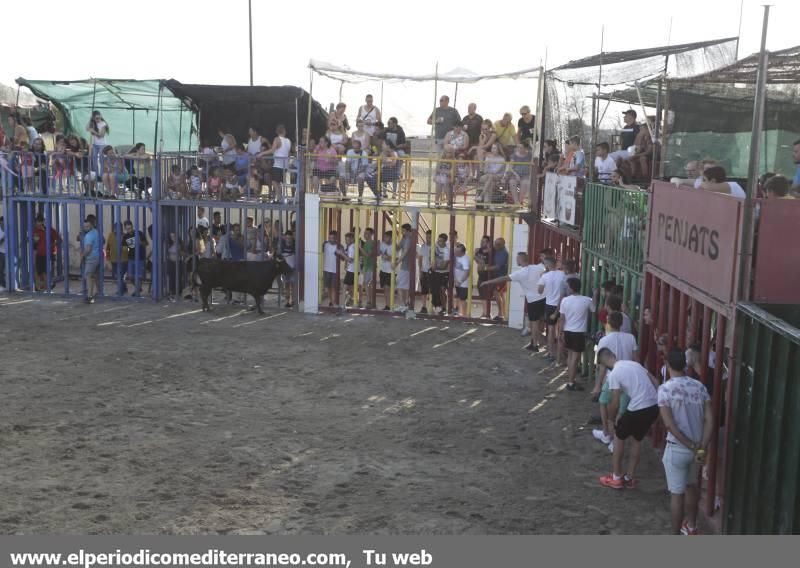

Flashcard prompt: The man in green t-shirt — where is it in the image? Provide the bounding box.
[360,228,378,309]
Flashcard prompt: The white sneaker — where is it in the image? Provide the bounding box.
[520,327,531,337]
[608,442,615,453]
[592,429,612,445]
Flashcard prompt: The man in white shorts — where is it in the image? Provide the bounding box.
[658,348,712,535]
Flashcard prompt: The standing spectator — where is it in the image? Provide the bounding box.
[326,117,349,155]
[394,223,414,312]
[165,232,184,301]
[461,103,483,149]
[105,224,128,295]
[417,230,433,314]
[658,349,713,535]
[537,256,566,362]
[22,117,39,146]
[357,94,382,136]
[256,125,292,202]
[594,142,617,184]
[196,207,210,229]
[559,136,586,177]
[597,349,660,489]
[592,311,638,448]
[452,243,471,317]
[793,139,800,186]
[481,251,546,350]
[246,127,265,156]
[384,118,409,155]
[428,95,461,151]
[493,113,517,157]
[333,102,350,131]
[379,230,394,310]
[473,236,492,318]
[558,277,595,391]
[0,215,6,291]
[312,136,339,192]
[483,238,509,322]
[279,230,297,307]
[245,216,259,261]
[122,220,148,297]
[431,233,451,315]
[81,216,101,304]
[610,110,640,161]
[517,106,536,146]
[85,111,110,174]
[32,213,62,291]
[323,230,341,308]
[360,227,377,309]
[339,232,356,307]
[607,295,633,334]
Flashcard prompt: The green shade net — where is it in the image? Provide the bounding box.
[16,78,195,152]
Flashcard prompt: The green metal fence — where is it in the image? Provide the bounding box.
[580,182,650,333]
[726,303,800,534]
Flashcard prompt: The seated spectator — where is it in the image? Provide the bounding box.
[594,142,616,184]
[384,118,409,155]
[368,122,386,155]
[334,102,350,131]
[125,142,152,199]
[326,117,348,155]
[517,105,536,146]
[166,165,187,198]
[358,94,382,136]
[468,120,497,178]
[443,123,469,156]
[609,109,640,161]
[558,136,586,177]
[478,144,507,205]
[764,175,796,199]
[493,113,517,157]
[100,146,127,197]
[699,165,746,199]
[670,160,700,187]
[343,139,370,199]
[366,141,400,198]
[505,143,532,206]
[351,120,371,154]
[312,136,339,192]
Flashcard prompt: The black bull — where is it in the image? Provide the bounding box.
[193,258,289,314]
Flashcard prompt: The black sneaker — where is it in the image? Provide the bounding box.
[566,383,585,392]
[383,306,390,311]
[420,307,428,314]
[525,343,539,352]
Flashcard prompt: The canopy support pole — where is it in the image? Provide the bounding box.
[738,5,770,303]
[153,81,162,156]
[178,107,183,154]
[590,26,604,182]
[453,82,459,109]
[380,81,384,116]
[306,67,314,147]
[535,65,546,163]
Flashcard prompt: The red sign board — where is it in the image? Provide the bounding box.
[753,198,800,303]
[646,182,742,304]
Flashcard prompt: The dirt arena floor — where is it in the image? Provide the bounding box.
[0,293,673,535]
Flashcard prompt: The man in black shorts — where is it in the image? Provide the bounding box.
[480,251,546,351]
[558,277,595,390]
[596,348,660,489]
[537,256,566,362]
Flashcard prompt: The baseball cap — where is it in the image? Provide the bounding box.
[623,109,637,118]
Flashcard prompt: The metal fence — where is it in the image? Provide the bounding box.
[726,302,800,534]
[304,153,535,211]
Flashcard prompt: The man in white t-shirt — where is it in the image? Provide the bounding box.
[196,207,210,229]
[378,230,394,310]
[594,142,617,184]
[699,165,746,199]
[481,251,546,350]
[558,277,595,391]
[537,256,566,362]
[453,244,470,317]
[418,230,433,314]
[593,311,639,447]
[339,232,356,307]
[597,349,660,490]
[322,230,342,307]
[658,349,712,535]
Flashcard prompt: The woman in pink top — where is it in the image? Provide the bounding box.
[313,136,339,192]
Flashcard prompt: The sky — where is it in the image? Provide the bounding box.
[3,0,798,136]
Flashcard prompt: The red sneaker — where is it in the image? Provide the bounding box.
[599,474,624,489]
[680,521,699,535]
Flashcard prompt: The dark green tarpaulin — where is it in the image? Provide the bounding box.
[16,78,195,152]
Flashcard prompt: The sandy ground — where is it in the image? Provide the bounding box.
[0,293,672,535]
